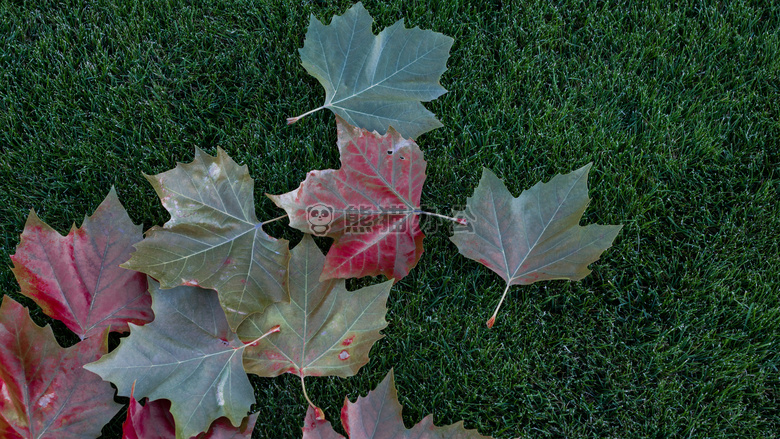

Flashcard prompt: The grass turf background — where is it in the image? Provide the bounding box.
[1,0,779,437]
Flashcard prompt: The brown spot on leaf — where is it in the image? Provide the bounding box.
[342,336,355,346]
[338,350,350,360]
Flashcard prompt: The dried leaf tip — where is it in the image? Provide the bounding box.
[314,406,326,421]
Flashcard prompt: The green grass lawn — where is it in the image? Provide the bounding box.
[1,0,779,437]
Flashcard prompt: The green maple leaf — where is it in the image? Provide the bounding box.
[450,164,622,328]
[288,2,454,139]
[122,147,290,331]
[238,234,391,417]
[85,280,275,439]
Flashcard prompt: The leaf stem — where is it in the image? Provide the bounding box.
[487,284,511,329]
[300,375,325,420]
[262,214,288,226]
[287,106,326,125]
[238,325,281,349]
[416,210,468,225]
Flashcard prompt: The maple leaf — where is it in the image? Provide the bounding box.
[0,296,121,438]
[10,188,152,339]
[271,117,426,282]
[239,234,392,417]
[123,391,258,439]
[287,2,454,139]
[85,279,277,439]
[450,164,622,328]
[301,370,492,439]
[121,147,290,330]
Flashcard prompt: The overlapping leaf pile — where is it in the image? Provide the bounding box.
[1,2,620,438]
[3,190,142,437]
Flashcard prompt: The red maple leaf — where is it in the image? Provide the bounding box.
[0,297,121,438]
[271,117,426,282]
[123,391,258,439]
[10,188,152,339]
[301,370,492,439]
